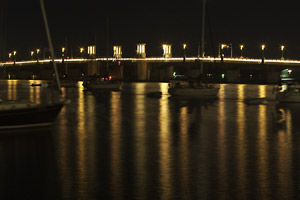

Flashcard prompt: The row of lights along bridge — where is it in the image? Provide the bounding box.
[7,43,287,62]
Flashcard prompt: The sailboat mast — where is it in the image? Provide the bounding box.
[200,0,206,74]
[106,17,109,72]
[40,0,61,92]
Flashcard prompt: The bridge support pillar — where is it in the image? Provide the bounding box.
[87,61,99,76]
[137,62,149,81]
[159,65,174,81]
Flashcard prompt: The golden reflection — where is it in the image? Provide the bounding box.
[35,86,40,104]
[236,84,247,199]
[7,80,17,100]
[76,81,88,199]
[277,109,292,198]
[12,80,17,100]
[134,83,147,198]
[28,80,41,103]
[56,102,71,199]
[60,87,66,100]
[110,92,123,198]
[257,105,269,199]
[217,84,227,198]
[29,85,41,104]
[29,80,34,102]
[218,84,226,101]
[258,85,266,98]
[179,107,190,199]
[159,89,172,199]
[160,82,169,96]
[7,80,12,100]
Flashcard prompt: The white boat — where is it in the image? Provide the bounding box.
[168,0,219,98]
[168,76,219,98]
[276,84,300,103]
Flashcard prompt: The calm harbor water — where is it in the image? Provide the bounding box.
[1,80,300,199]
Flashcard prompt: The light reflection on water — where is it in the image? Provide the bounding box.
[236,84,247,199]
[1,80,300,199]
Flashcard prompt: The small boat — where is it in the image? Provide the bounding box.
[83,80,123,91]
[146,92,162,98]
[82,75,123,91]
[0,100,65,130]
[31,83,42,87]
[276,83,300,103]
[168,75,219,98]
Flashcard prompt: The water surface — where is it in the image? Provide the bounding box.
[0,80,299,199]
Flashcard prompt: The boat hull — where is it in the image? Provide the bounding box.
[0,102,64,130]
[84,81,123,91]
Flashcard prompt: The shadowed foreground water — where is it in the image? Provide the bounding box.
[1,80,300,199]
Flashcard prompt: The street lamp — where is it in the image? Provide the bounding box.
[8,53,12,61]
[62,47,65,56]
[183,43,187,60]
[80,47,84,58]
[62,47,66,62]
[281,45,285,60]
[36,49,40,61]
[31,51,34,60]
[240,45,244,58]
[13,51,17,64]
[220,44,226,61]
[261,44,265,63]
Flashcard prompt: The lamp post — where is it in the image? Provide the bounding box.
[220,44,226,62]
[13,51,16,64]
[8,53,12,61]
[240,45,244,58]
[62,47,65,62]
[183,43,187,61]
[281,45,285,60]
[36,49,40,62]
[261,44,265,64]
[31,51,34,60]
[80,47,84,58]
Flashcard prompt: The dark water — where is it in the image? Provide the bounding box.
[1,80,300,200]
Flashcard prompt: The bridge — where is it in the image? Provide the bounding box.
[1,56,300,66]
[1,55,299,83]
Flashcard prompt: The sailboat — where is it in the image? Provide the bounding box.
[82,18,123,91]
[0,0,65,130]
[168,0,219,98]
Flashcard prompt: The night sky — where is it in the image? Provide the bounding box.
[1,0,300,60]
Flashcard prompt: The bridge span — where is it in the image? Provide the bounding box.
[2,56,300,66]
[1,57,300,83]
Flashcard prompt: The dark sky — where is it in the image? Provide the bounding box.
[1,0,300,60]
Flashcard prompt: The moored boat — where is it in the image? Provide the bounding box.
[82,75,123,91]
[0,100,65,130]
[83,80,123,91]
[168,75,219,98]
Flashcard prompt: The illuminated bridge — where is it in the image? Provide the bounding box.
[1,56,300,83]
[1,56,300,66]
